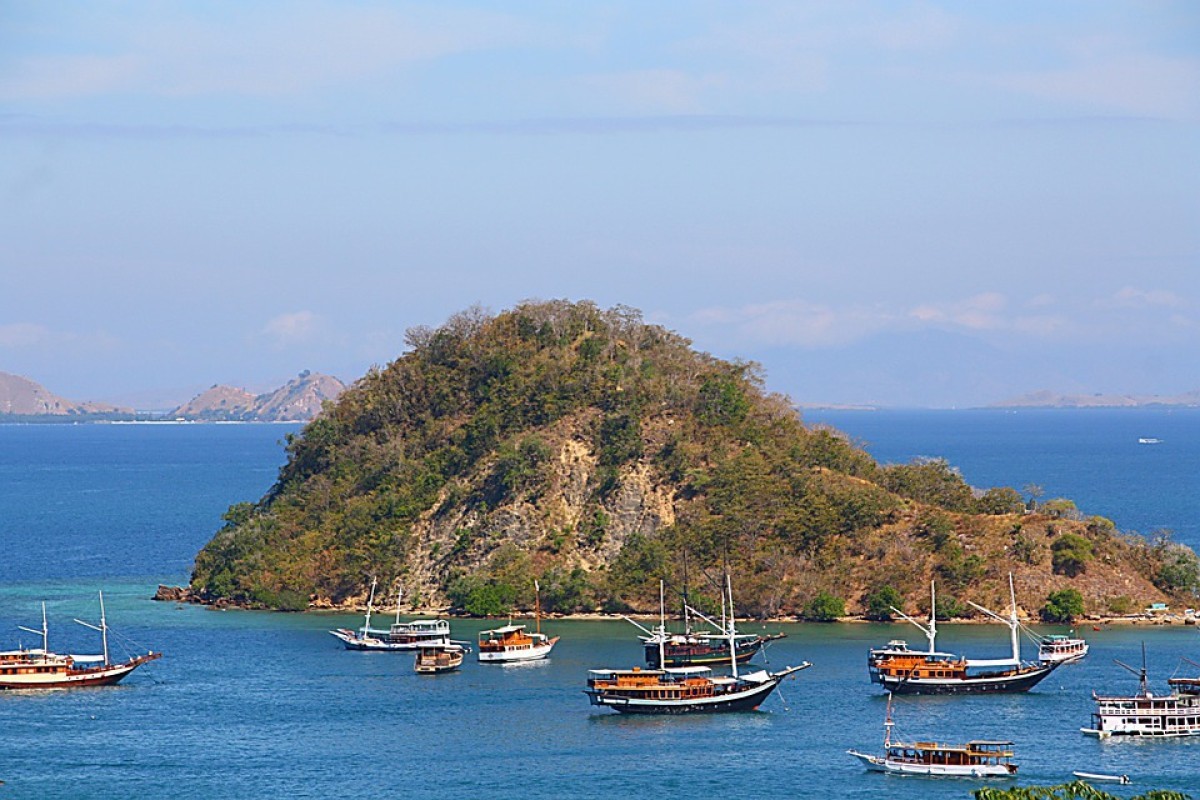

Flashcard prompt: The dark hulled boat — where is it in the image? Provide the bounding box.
[867,578,1056,695]
[587,578,810,714]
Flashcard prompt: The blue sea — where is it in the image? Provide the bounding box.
[0,412,1197,799]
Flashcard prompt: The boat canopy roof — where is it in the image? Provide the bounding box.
[67,654,106,663]
[662,666,712,676]
[588,668,665,677]
[479,624,525,635]
[965,657,1021,668]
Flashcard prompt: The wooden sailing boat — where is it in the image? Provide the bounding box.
[625,577,784,668]
[329,577,454,651]
[867,576,1056,694]
[848,693,1018,777]
[477,580,559,663]
[585,578,810,714]
[414,642,466,674]
[0,592,161,691]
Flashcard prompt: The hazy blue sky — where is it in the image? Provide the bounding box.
[2,1,1197,408]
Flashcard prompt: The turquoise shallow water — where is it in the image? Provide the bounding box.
[0,417,1198,798]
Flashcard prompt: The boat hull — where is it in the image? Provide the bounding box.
[847,751,1015,778]
[330,629,449,652]
[0,653,161,691]
[478,639,557,663]
[585,676,783,714]
[877,664,1055,695]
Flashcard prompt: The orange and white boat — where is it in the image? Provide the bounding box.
[1,593,161,691]
[477,581,558,663]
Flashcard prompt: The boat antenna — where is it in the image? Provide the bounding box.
[726,573,739,680]
[19,602,49,657]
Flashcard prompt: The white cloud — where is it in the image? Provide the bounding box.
[1104,286,1187,309]
[991,53,1200,118]
[689,299,898,347]
[262,311,321,347]
[0,322,53,348]
[0,5,534,100]
[0,322,119,352]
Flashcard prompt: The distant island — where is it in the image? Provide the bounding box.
[0,370,344,423]
[993,389,1200,409]
[186,300,1200,620]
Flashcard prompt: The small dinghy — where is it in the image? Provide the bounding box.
[1073,771,1130,785]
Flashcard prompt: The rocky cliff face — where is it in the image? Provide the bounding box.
[0,371,128,416]
[170,371,345,421]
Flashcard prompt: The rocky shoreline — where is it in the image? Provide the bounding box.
[151,584,1194,627]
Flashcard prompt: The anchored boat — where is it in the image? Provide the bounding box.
[330,578,457,652]
[477,580,558,663]
[414,642,466,674]
[1081,647,1200,738]
[848,694,1017,777]
[1036,633,1089,666]
[0,593,161,691]
[868,577,1056,695]
[585,578,810,714]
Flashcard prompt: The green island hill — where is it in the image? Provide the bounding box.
[187,300,1200,619]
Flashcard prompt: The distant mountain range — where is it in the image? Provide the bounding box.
[0,371,129,416]
[993,390,1200,409]
[0,371,345,422]
[169,371,346,421]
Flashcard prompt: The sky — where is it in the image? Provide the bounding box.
[2,1,1197,409]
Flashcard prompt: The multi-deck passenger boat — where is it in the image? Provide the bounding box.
[477,580,558,663]
[1036,633,1089,666]
[848,695,1018,777]
[330,578,455,652]
[1081,648,1200,738]
[0,594,161,691]
[585,579,810,714]
[867,578,1056,695]
[414,643,465,674]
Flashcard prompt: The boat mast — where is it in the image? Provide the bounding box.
[99,590,109,666]
[72,591,111,666]
[1007,574,1019,663]
[535,579,542,636]
[928,581,937,654]
[658,580,666,670]
[726,574,739,680]
[395,585,403,626]
[363,576,377,635]
[884,692,894,749]
[18,602,50,657]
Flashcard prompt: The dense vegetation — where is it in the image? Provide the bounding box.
[190,301,1198,615]
[974,781,1189,800]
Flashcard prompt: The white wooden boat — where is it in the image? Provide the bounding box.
[0,593,161,691]
[330,578,455,651]
[477,580,558,663]
[1036,633,1089,665]
[848,694,1017,778]
[1073,771,1130,785]
[1081,646,1200,738]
